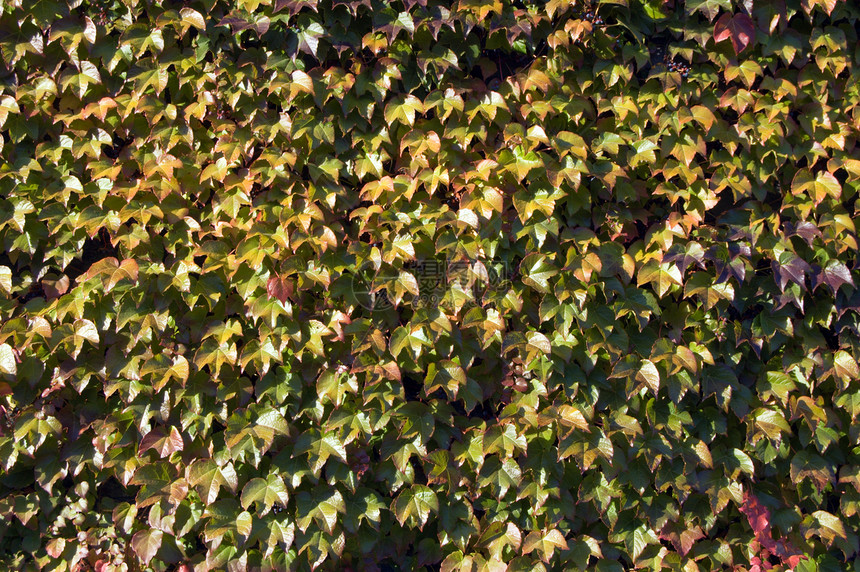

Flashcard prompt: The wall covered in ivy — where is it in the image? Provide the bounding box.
[0,0,859,570]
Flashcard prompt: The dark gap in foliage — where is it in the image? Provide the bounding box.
[402,374,423,401]
[64,228,120,284]
[409,456,427,485]
[102,133,133,161]
[705,140,724,156]
[819,325,840,351]
[97,476,137,503]
[703,192,742,226]
[832,167,848,186]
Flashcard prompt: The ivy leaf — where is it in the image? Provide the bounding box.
[834,350,859,382]
[791,169,842,202]
[639,0,669,20]
[295,16,325,58]
[139,426,184,458]
[0,266,11,295]
[131,529,163,565]
[41,274,69,299]
[297,490,346,534]
[294,430,348,474]
[522,529,569,563]
[713,13,756,54]
[241,475,290,515]
[239,338,281,375]
[686,0,731,21]
[132,63,169,95]
[390,325,431,359]
[267,274,295,304]
[482,523,522,561]
[636,359,661,395]
[393,485,438,530]
[816,260,854,295]
[526,331,552,355]
[638,261,683,297]
[790,451,835,491]
[839,466,860,492]
[772,252,811,292]
[425,360,465,398]
[809,511,848,546]
[180,7,206,30]
[753,408,792,440]
[187,460,239,505]
[521,253,558,294]
[0,343,16,376]
[785,221,823,246]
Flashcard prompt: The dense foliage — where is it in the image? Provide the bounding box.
[1,0,859,569]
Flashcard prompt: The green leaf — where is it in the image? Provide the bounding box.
[239,337,282,375]
[295,430,349,474]
[753,408,792,440]
[297,490,345,534]
[393,485,438,530]
[296,17,325,58]
[241,475,290,514]
[834,350,860,382]
[686,0,730,21]
[526,331,552,355]
[636,359,660,394]
[809,511,847,545]
[0,266,12,294]
[521,253,558,293]
[425,359,465,398]
[180,7,206,29]
[638,261,683,297]
[522,529,569,563]
[639,0,668,19]
[187,460,239,505]
[0,344,16,376]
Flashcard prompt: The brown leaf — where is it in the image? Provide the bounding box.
[131,529,162,565]
[140,426,185,458]
[379,361,401,381]
[46,538,65,558]
[42,274,69,300]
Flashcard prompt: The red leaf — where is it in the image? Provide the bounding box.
[739,491,771,539]
[740,491,807,568]
[267,274,295,304]
[714,13,756,54]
